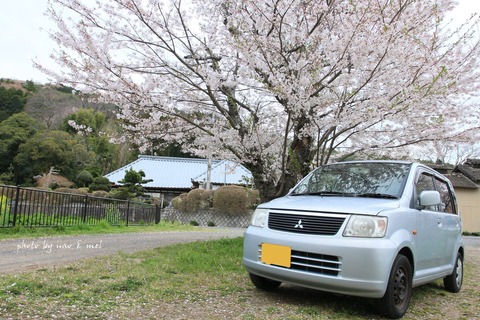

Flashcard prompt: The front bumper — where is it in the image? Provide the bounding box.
[242,226,398,298]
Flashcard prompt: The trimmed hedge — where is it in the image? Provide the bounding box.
[172,193,188,211]
[55,187,89,195]
[171,186,259,215]
[186,188,213,211]
[213,185,248,214]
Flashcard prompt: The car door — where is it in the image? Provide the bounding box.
[432,176,461,266]
[414,171,446,274]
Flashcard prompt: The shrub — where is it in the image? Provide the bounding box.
[246,189,260,208]
[55,188,88,195]
[76,170,94,187]
[36,175,74,189]
[185,188,213,212]
[189,220,199,226]
[207,221,215,227]
[89,176,111,192]
[109,188,130,200]
[172,193,188,211]
[92,190,110,198]
[171,196,181,209]
[78,187,90,194]
[213,185,249,215]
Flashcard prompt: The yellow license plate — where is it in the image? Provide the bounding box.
[261,243,291,268]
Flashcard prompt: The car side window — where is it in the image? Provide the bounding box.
[416,172,456,214]
[416,173,435,194]
[433,178,455,214]
[415,173,437,210]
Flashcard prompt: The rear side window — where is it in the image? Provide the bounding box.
[433,178,455,214]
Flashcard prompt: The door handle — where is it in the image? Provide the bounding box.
[437,218,443,227]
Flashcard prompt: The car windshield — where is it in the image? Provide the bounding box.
[290,162,411,199]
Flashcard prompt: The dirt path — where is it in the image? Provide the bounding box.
[0,228,245,274]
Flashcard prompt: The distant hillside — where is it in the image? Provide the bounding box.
[0,78,33,92]
[1,77,118,128]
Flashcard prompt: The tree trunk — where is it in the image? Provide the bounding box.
[248,123,314,203]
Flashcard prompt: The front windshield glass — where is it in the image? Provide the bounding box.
[291,162,411,198]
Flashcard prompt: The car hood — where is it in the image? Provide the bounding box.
[260,195,400,215]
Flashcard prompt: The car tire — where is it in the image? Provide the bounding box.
[376,254,412,319]
[444,251,463,293]
[249,273,281,290]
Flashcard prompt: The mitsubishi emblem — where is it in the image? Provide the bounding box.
[294,219,304,229]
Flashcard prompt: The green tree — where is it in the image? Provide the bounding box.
[89,135,119,175]
[0,87,27,122]
[61,109,121,175]
[61,108,107,135]
[89,176,111,192]
[55,84,75,94]
[22,80,37,92]
[0,113,42,178]
[117,168,153,198]
[76,170,94,187]
[12,130,94,185]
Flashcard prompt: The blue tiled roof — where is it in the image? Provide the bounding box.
[104,155,252,189]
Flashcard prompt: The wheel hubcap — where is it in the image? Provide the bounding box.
[455,258,463,287]
[393,267,407,306]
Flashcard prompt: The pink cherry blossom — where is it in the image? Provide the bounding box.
[39,0,480,200]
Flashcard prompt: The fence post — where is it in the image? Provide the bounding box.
[83,195,89,224]
[155,205,161,224]
[12,186,21,227]
[126,200,130,227]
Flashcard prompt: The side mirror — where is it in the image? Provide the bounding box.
[418,190,441,208]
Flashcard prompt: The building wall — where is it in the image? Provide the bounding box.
[455,188,480,232]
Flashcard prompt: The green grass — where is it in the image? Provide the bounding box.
[0,237,246,319]
[0,236,478,319]
[0,220,196,240]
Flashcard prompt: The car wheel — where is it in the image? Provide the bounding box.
[376,254,412,319]
[249,273,281,290]
[444,251,463,293]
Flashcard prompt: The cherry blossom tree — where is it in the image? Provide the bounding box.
[39,0,480,200]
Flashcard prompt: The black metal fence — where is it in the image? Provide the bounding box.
[0,185,161,227]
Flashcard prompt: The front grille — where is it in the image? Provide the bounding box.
[291,250,341,275]
[258,248,341,276]
[268,211,346,235]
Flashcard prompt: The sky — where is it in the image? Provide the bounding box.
[0,1,480,84]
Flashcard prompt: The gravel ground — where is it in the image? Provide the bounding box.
[0,228,245,274]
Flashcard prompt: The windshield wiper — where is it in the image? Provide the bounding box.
[291,191,352,197]
[354,193,398,199]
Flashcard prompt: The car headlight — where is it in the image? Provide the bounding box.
[343,215,387,238]
[250,208,269,228]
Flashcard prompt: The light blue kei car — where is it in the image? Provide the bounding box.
[242,160,464,319]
